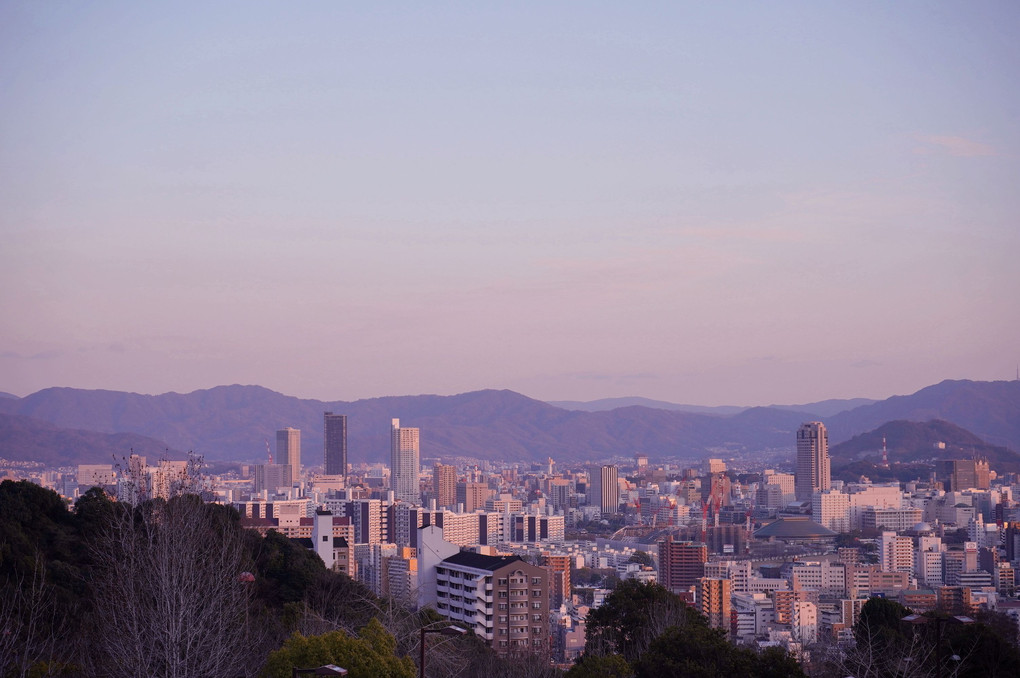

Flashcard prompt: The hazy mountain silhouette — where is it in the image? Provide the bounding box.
[0,411,183,466]
[0,379,1017,466]
[830,419,1020,471]
[551,395,875,418]
[547,397,744,416]
[826,380,1020,450]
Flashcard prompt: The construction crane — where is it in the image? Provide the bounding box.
[265,439,273,464]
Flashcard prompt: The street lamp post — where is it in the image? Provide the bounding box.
[419,624,468,678]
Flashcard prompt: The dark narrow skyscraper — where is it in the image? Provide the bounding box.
[324,412,347,477]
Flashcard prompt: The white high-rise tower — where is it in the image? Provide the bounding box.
[390,418,420,504]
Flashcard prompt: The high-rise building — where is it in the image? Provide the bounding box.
[658,536,707,594]
[795,422,830,501]
[937,459,991,491]
[540,553,572,608]
[457,481,491,512]
[254,463,293,494]
[590,465,619,515]
[324,412,347,477]
[698,577,732,631]
[277,427,301,482]
[433,551,549,658]
[433,464,457,509]
[390,419,420,504]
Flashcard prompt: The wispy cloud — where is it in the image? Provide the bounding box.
[914,135,996,157]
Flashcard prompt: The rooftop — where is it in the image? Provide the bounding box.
[753,517,838,540]
[442,550,526,572]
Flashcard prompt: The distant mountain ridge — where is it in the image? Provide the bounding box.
[550,395,876,418]
[830,419,1020,471]
[0,411,184,466]
[0,379,1017,466]
[547,397,744,416]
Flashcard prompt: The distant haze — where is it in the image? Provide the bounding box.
[1,3,1018,406]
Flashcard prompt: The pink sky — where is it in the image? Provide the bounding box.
[1,2,1018,406]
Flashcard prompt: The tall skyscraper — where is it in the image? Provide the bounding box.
[590,465,619,515]
[276,427,301,484]
[795,422,830,501]
[390,418,420,504]
[324,412,348,477]
[433,464,456,509]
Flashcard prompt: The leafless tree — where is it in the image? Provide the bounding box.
[83,493,264,678]
[0,554,72,678]
[818,618,938,678]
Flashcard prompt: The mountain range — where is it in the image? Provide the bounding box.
[830,419,1020,471]
[0,380,1017,468]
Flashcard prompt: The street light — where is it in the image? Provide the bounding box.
[901,614,974,678]
[419,624,468,678]
[292,665,348,677]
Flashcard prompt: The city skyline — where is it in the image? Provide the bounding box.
[2,3,1018,407]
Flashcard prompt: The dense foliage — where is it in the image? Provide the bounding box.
[577,580,805,678]
[831,597,1020,678]
[0,480,481,678]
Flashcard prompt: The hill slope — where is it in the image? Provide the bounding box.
[0,412,183,466]
[828,380,1020,450]
[831,419,1020,471]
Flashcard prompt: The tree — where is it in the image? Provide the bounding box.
[261,618,416,678]
[628,551,653,568]
[631,624,805,678]
[584,580,702,662]
[564,654,633,678]
[632,624,753,678]
[84,494,264,678]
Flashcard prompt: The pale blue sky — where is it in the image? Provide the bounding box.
[1,2,1018,405]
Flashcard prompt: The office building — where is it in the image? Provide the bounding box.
[457,481,492,512]
[938,459,991,491]
[812,489,850,532]
[390,419,420,504]
[796,422,830,501]
[277,427,301,482]
[324,412,347,477]
[433,464,457,509]
[590,465,619,515]
[254,463,293,494]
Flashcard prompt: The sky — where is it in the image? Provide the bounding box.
[1,2,1018,407]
